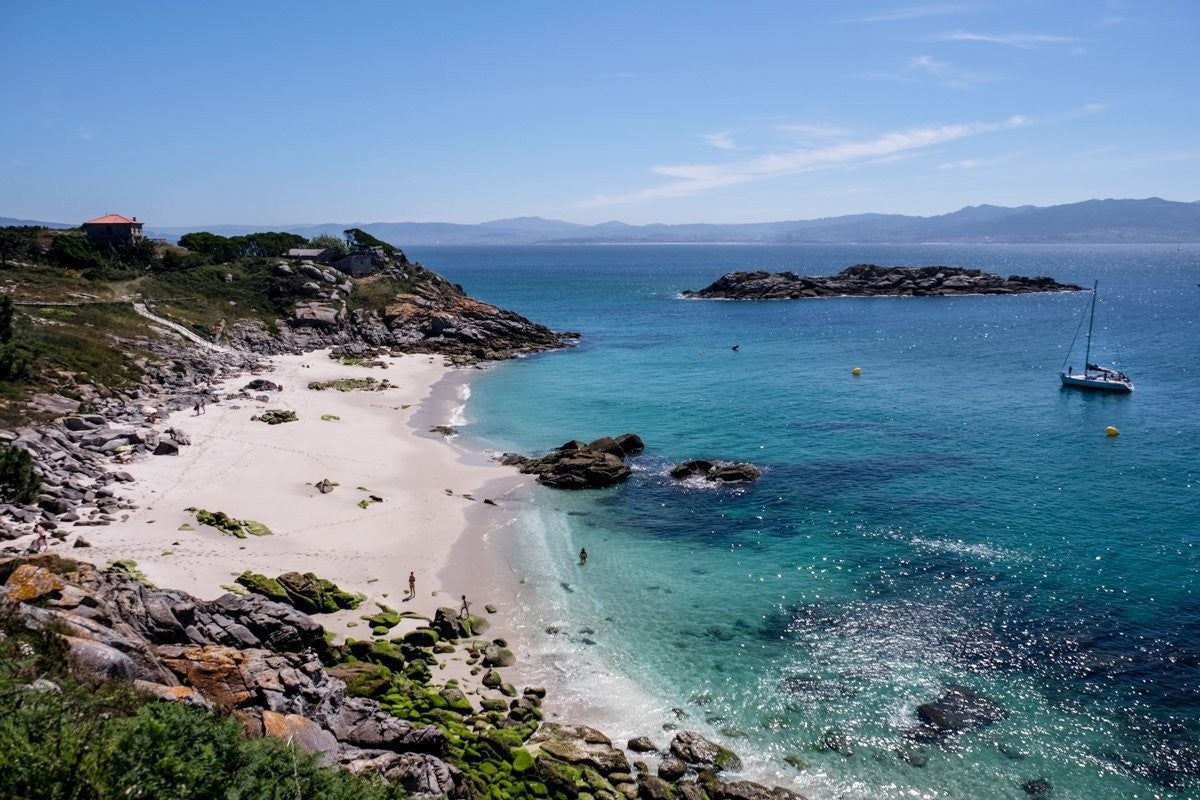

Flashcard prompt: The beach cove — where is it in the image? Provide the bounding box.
[75,349,532,686]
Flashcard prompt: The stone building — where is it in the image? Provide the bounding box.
[82,214,144,247]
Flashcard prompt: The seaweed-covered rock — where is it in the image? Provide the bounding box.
[277,571,363,614]
[403,628,440,648]
[363,607,402,630]
[235,571,290,604]
[256,409,297,425]
[529,723,631,776]
[236,570,363,614]
[190,508,272,538]
[328,661,394,699]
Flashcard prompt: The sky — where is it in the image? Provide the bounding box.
[2,1,1198,228]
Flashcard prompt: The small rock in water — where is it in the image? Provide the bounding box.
[1021,777,1053,798]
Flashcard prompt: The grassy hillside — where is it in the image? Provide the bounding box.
[0,226,434,428]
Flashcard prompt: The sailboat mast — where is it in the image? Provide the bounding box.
[1084,280,1097,374]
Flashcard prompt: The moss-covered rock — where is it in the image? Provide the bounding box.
[188,508,273,538]
[440,685,474,715]
[308,377,390,392]
[104,559,156,588]
[256,409,297,424]
[254,570,364,614]
[405,660,432,683]
[328,661,394,698]
[366,640,407,671]
[235,571,290,604]
[404,627,440,648]
[512,748,536,774]
[364,607,401,629]
[482,697,510,713]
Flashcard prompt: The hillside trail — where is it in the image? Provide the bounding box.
[131,302,239,355]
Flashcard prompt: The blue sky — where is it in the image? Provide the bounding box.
[2,1,1197,227]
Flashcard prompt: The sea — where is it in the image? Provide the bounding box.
[407,243,1200,800]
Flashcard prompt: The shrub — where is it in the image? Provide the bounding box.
[0,625,408,800]
[0,442,39,504]
[47,234,105,272]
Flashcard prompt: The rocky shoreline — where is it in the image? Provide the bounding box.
[2,265,813,798]
[1,553,809,800]
[682,264,1082,300]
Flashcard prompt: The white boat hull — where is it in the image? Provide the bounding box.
[1060,372,1133,393]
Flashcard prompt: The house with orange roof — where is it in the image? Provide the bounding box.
[82,214,144,247]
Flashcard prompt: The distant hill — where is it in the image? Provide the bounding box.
[0,216,73,229]
[12,197,1200,246]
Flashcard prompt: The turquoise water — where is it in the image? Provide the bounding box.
[410,244,1200,799]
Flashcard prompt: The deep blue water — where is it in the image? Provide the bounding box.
[409,244,1200,800]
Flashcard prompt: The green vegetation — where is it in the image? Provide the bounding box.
[0,296,34,384]
[0,223,436,428]
[0,618,406,800]
[177,231,307,262]
[0,441,40,503]
[345,227,401,259]
[309,233,350,258]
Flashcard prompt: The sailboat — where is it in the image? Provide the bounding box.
[1060,281,1133,393]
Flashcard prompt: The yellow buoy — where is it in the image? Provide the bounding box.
[851,367,862,376]
[1106,426,1119,437]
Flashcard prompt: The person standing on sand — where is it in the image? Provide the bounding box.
[578,547,588,566]
[459,595,471,619]
[407,571,416,599]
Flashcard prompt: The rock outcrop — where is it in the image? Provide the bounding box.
[0,554,459,794]
[225,259,578,364]
[499,434,645,489]
[670,460,762,483]
[683,265,1081,299]
[0,553,811,800]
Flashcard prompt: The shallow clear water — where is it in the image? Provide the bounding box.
[408,243,1200,799]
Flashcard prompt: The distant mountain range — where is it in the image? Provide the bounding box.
[6,197,1199,246]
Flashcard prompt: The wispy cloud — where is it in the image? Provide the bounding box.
[938,158,983,171]
[908,54,994,87]
[578,116,1030,208]
[702,132,740,151]
[934,30,1078,48]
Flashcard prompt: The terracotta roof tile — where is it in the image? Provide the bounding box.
[84,214,142,225]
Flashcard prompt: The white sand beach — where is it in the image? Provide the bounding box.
[76,349,531,649]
